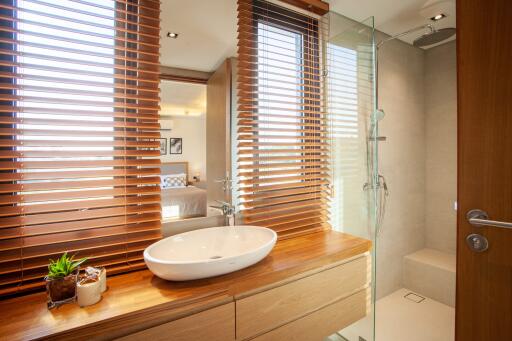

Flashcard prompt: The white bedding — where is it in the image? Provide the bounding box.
[162,186,207,219]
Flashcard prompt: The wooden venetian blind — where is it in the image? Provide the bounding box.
[236,0,330,238]
[0,0,161,296]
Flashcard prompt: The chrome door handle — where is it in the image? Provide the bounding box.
[467,209,512,229]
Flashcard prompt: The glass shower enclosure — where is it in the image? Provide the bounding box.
[325,12,378,341]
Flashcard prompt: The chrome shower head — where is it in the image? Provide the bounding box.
[378,24,456,50]
[413,26,456,47]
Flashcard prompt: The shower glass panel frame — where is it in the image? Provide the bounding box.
[325,13,377,341]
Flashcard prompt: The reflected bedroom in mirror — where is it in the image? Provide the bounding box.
[159,80,207,221]
[159,75,234,224]
[159,0,237,227]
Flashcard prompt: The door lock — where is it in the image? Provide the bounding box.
[466,233,488,252]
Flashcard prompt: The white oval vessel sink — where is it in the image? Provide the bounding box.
[144,226,277,281]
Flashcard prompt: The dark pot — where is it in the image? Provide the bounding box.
[46,271,78,309]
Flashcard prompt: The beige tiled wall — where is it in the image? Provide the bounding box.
[376,32,427,299]
[376,39,457,298]
[424,41,457,254]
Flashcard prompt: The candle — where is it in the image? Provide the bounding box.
[99,267,107,293]
[77,279,101,307]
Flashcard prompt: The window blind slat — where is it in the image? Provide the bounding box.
[0,150,161,159]
[0,0,161,296]
[0,84,160,102]
[0,104,159,119]
[0,214,160,239]
[0,177,160,193]
[0,168,160,182]
[0,195,161,217]
[0,159,160,170]
[0,230,161,264]
[0,117,160,129]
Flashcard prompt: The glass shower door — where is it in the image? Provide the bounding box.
[325,12,377,341]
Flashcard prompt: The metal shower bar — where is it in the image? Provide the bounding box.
[376,24,434,49]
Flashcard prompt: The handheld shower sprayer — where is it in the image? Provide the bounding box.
[369,109,386,141]
[372,109,386,122]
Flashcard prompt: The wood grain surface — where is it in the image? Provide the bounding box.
[0,230,371,341]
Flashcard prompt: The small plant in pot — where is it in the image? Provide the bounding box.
[45,253,87,309]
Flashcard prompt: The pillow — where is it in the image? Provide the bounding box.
[161,173,187,189]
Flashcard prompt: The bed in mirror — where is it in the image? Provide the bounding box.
[160,161,207,220]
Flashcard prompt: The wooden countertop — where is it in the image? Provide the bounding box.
[0,230,371,341]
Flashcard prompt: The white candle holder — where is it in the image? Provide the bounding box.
[77,279,101,307]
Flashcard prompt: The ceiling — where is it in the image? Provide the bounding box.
[160,80,206,117]
[160,0,455,72]
[160,0,237,72]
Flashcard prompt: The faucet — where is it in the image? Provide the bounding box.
[210,200,236,226]
[214,172,234,192]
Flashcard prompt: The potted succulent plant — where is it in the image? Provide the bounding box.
[45,253,87,309]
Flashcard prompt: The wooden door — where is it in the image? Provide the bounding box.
[206,59,232,204]
[456,0,512,340]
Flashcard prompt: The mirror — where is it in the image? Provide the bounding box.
[159,80,207,221]
[159,1,237,222]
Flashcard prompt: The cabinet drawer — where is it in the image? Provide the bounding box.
[236,254,370,340]
[116,302,235,341]
[253,288,370,341]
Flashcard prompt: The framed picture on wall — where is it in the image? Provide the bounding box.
[170,138,182,154]
[158,138,167,155]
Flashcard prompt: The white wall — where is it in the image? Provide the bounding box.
[160,115,206,182]
[424,41,457,254]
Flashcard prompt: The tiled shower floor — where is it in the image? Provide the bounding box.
[328,288,455,341]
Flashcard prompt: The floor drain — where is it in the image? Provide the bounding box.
[210,255,222,259]
[404,292,425,303]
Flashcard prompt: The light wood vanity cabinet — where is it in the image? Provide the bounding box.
[118,254,370,341]
[252,288,369,341]
[236,254,371,340]
[116,303,236,341]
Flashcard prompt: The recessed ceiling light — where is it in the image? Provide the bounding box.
[430,13,446,21]
[167,32,179,39]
